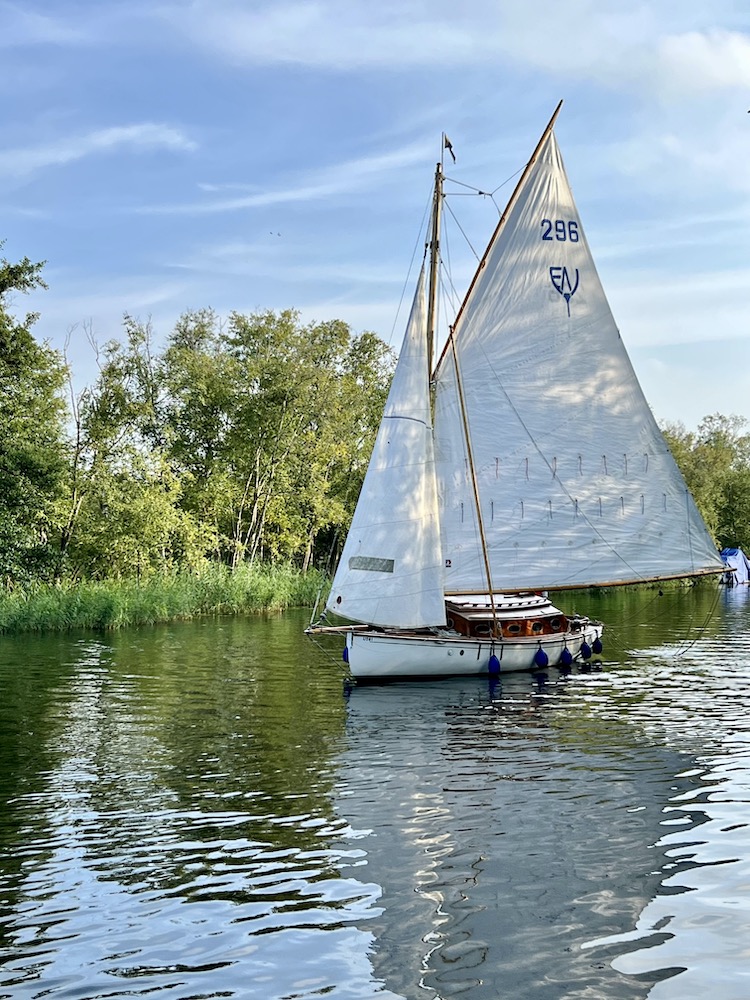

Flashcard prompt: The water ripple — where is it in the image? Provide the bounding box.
[1,596,749,997]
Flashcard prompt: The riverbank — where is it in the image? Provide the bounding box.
[0,568,717,635]
[0,565,326,633]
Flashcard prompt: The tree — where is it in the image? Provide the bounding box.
[0,270,394,582]
[60,316,211,579]
[160,308,394,569]
[662,413,750,551]
[0,248,68,585]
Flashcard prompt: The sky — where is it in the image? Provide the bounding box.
[1,0,749,431]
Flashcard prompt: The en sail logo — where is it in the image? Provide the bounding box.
[549,266,579,317]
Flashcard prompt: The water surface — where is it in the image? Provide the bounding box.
[0,585,748,998]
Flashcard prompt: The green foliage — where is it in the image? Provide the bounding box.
[0,249,387,621]
[662,413,750,551]
[10,240,749,634]
[0,564,326,633]
[8,290,392,589]
[157,307,393,570]
[0,246,68,585]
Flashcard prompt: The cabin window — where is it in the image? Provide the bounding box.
[505,623,521,635]
[550,617,562,631]
[531,621,543,633]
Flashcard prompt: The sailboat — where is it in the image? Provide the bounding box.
[306,102,724,680]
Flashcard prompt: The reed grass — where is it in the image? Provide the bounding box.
[0,564,327,634]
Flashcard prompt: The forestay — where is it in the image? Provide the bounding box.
[433,131,723,593]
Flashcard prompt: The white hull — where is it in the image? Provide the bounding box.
[344,622,603,680]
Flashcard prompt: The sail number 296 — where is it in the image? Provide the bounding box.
[541,219,579,242]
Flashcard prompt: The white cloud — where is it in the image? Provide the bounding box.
[166,0,482,69]
[0,1,87,47]
[607,265,750,349]
[635,339,750,429]
[656,29,750,97]
[6,0,750,106]
[0,0,171,49]
[168,238,411,287]
[27,275,189,330]
[160,0,750,100]
[138,138,431,214]
[596,107,750,199]
[26,274,191,385]
[0,124,197,180]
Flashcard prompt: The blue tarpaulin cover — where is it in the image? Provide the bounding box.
[720,547,750,585]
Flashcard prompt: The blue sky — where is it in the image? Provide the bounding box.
[2,0,749,430]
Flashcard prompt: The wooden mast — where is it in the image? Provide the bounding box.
[426,158,443,374]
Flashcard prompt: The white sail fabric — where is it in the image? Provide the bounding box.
[326,269,446,627]
[434,131,723,593]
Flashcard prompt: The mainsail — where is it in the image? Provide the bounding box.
[433,129,723,593]
[326,269,446,627]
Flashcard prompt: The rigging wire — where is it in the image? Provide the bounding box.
[388,182,433,348]
[436,182,497,344]
[443,197,481,262]
[672,583,723,657]
[444,166,524,217]
[599,580,723,659]
[490,166,525,199]
[438,263,461,338]
[597,586,679,649]
[387,153,526,354]
[432,225,467,361]
[388,163,523,357]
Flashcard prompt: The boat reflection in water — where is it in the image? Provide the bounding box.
[337,672,719,999]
